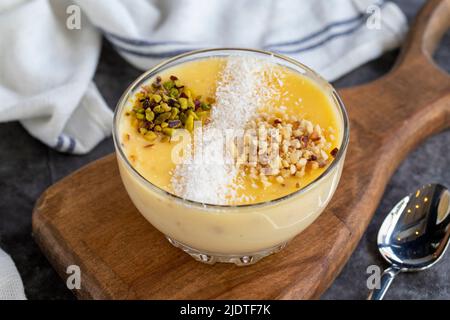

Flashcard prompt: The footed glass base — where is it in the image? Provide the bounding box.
[166,236,288,266]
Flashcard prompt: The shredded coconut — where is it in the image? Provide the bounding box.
[171,56,279,205]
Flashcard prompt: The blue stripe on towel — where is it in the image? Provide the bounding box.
[265,14,365,49]
[55,136,64,151]
[103,30,195,47]
[54,135,76,153]
[111,44,198,58]
[273,19,366,54]
[67,137,76,154]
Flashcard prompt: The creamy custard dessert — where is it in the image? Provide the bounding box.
[114,49,349,265]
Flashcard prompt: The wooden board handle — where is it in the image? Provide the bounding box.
[336,0,450,235]
[395,0,450,72]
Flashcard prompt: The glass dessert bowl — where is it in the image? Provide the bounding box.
[113,48,349,266]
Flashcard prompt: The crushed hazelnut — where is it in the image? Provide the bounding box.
[330,147,339,158]
[237,114,337,187]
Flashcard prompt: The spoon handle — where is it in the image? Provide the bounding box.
[367,267,401,300]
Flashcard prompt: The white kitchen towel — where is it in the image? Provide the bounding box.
[82,0,407,80]
[0,248,26,300]
[0,0,110,154]
[0,0,406,154]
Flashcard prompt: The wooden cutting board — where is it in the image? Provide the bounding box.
[32,0,450,299]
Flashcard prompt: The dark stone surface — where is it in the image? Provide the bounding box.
[0,0,448,300]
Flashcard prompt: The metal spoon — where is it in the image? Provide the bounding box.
[368,183,450,300]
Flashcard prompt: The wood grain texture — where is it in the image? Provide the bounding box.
[32,0,450,300]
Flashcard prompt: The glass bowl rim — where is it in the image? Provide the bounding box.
[112,47,350,210]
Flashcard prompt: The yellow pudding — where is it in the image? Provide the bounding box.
[119,58,341,205]
[114,49,349,264]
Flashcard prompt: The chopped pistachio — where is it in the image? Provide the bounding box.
[162,128,175,136]
[168,119,181,128]
[153,105,163,113]
[161,102,171,112]
[187,98,195,109]
[179,112,187,124]
[170,88,179,97]
[187,110,199,121]
[195,111,208,119]
[155,112,171,124]
[185,114,194,132]
[179,97,188,110]
[161,135,171,142]
[201,102,211,111]
[145,110,155,122]
[170,108,179,119]
[152,94,161,103]
[144,131,157,141]
[163,81,174,91]
[130,74,214,141]
[162,93,170,102]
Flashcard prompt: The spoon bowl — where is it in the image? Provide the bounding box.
[368,183,450,300]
